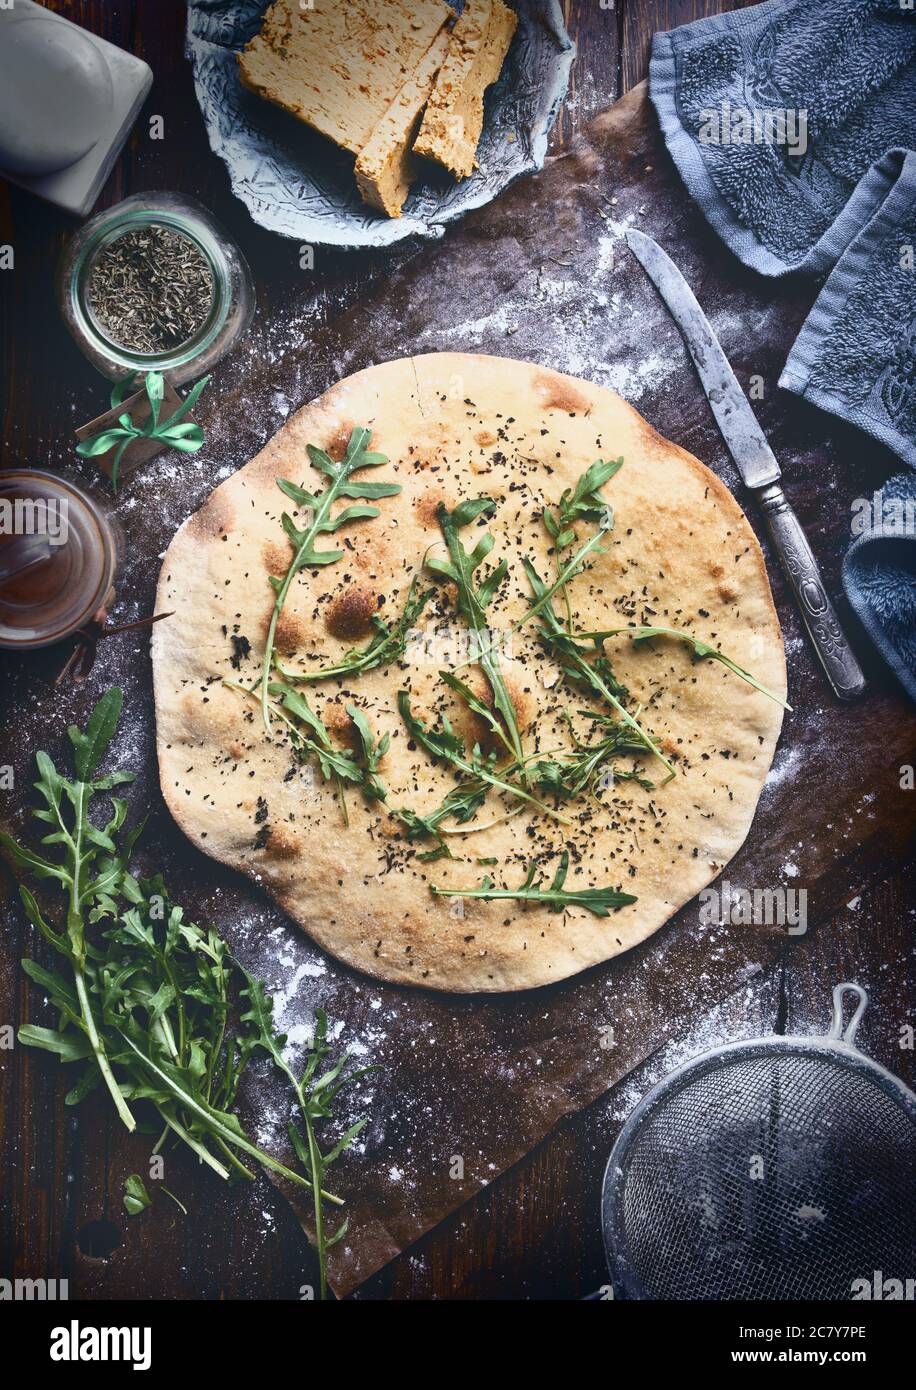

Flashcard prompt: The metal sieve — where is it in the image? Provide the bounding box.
[600,984,916,1300]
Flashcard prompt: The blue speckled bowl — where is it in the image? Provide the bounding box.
[186,0,575,249]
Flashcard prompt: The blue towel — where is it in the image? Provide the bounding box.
[844,472,916,700]
[650,0,916,699]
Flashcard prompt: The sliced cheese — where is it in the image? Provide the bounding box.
[355,29,452,218]
[413,0,517,180]
[238,0,452,156]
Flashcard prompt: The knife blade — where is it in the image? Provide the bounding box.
[625,228,866,703]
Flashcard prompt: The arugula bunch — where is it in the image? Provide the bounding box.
[431,849,637,917]
[540,457,622,630]
[427,500,524,769]
[280,576,433,685]
[261,428,402,732]
[238,973,372,1301]
[522,558,677,782]
[397,690,569,834]
[0,689,140,1128]
[2,690,372,1298]
[530,713,653,800]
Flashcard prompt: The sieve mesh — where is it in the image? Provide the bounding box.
[606,1046,916,1301]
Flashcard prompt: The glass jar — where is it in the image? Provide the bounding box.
[0,470,119,650]
[57,191,255,386]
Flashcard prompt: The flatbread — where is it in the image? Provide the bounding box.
[152,353,785,992]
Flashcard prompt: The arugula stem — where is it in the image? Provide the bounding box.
[431,883,634,910]
[579,660,676,783]
[303,1105,328,1300]
[75,970,136,1132]
[454,526,609,672]
[439,806,525,836]
[116,1030,342,1199]
[261,564,303,735]
[578,625,791,710]
[160,1112,232,1180]
[430,850,637,916]
[259,430,399,734]
[401,699,572,827]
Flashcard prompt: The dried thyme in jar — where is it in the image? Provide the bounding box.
[59,193,256,385]
[86,223,215,354]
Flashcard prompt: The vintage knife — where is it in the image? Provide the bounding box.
[625,228,866,702]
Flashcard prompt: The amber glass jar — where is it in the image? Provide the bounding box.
[0,471,118,649]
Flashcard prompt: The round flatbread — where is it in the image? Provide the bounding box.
[153,353,785,992]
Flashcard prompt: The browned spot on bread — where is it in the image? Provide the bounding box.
[264,824,301,860]
[475,429,497,447]
[449,669,493,750]
[710,558,738,601]
[449,664,536,753]
[322,701,351,736]
[326,585,377,639]
[534,370,591,416]
[229,741,249,761]
[276,608,304,654]
[327,421,357,458]
[263,539,291,575]
[321,701,362,751]
[502,665,536,735]
[261,602,305,655]
[186,492,234,539]
[415,487,449,528]
[353,539,390,572]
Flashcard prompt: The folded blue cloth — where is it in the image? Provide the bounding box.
[844,472,916,701]
[650,0,916,698]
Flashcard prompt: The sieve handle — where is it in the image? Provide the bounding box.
[828,983,868,1044]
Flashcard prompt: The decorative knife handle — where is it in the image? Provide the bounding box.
[756,482,867,702]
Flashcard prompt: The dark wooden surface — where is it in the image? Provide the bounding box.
[1,0,912,1302]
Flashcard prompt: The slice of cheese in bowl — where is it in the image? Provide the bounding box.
[413,0,518,180]
[355,28,452,217]
[238,0,452,155]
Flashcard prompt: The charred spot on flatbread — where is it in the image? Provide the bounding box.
[326,585,378,639]
[260,601,305,655]
[327,421,357,457]
[262,823,303,860]
[533,369,592,417]
[415,487,452,528]
[187,493,235,540]
[449,665,536,751]
[263,538,291,575]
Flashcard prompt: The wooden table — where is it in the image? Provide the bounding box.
[1,0,912,1302]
